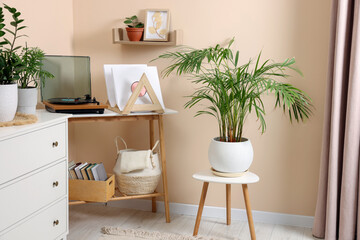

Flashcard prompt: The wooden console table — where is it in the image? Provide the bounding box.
[67,109,176,223]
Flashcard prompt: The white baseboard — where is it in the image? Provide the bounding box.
[106,199,314,228]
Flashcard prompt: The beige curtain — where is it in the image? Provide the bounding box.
[312,0,360,239]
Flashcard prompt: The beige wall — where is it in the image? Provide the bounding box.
[4,0,74,54]
[10,0,331,216]
[71,0,331,216]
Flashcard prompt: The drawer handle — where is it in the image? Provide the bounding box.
[53,220,59,226]
[52,141,59,148]
[53,181,59,187]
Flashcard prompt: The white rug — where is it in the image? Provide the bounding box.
[100,227,227,240]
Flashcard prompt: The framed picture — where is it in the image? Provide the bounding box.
[144,9,170,41]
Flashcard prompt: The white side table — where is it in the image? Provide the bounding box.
[192,170,259,240]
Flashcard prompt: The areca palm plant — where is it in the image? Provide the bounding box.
[155,39,313,142]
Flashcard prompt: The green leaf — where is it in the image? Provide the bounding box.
[124,20,132,24]
[234,51,239,67]
[4,5,16,14]
[12,46,21,51]
[4,28,15,35]
[16,34,28,38]
[3,38,11,44]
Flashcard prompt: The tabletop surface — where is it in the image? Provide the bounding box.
[0,110,71,140]
[193,169,260,184]
[69,108,177,118]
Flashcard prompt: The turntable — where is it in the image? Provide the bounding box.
[41,55,107,114]
[43,95,108,114]
[47,94,94,105]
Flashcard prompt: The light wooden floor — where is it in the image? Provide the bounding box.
[69,204,316,240]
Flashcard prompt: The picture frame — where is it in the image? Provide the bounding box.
[144,9,170,42]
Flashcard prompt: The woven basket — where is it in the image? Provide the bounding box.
[113,137,161,195]
[117,173,161,195]
[114,152,161,195]
[115,157,161,195]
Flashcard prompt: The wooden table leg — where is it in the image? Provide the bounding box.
[242,184,256,240]
[158,116,170,222]
[149,120,157,213]
[193,182,209,236]
[226,184,231,225]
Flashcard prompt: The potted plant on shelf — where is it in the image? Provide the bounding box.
[0,4,25,122]
[155,39,313,173]
[17,46,53,114]
[124,15,144,41]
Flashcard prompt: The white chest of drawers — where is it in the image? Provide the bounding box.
[0,110,71,240]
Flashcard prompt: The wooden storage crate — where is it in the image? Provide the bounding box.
[69,174,115,202]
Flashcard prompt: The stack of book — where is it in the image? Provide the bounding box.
[68,161,108,181]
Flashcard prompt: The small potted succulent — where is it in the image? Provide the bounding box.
[124,15,144,41]
[155,39,313,173]
[17,46,54,114]
[0,4,25,122]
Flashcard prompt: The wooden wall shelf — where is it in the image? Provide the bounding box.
[113,28,183,46]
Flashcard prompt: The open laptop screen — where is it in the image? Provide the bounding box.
[40,55,91,101]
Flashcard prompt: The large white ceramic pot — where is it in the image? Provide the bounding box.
[0,83,18,122]
[208,137,254,173]
[17,87,38,114]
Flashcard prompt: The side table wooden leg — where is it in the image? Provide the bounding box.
[193,182,209,236]
[158,116,170,223]
[242,184,256,240]
[226,184,231,225]
[151,197,157,213]
[149,120,157,213]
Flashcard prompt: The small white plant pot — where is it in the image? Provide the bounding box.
[17,88,38,115]
[208,137,254,173]
[0,83,18,122]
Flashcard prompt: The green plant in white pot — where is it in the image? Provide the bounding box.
[0,4,25,122]
[155,39,313,173]
[17,46,53,114]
